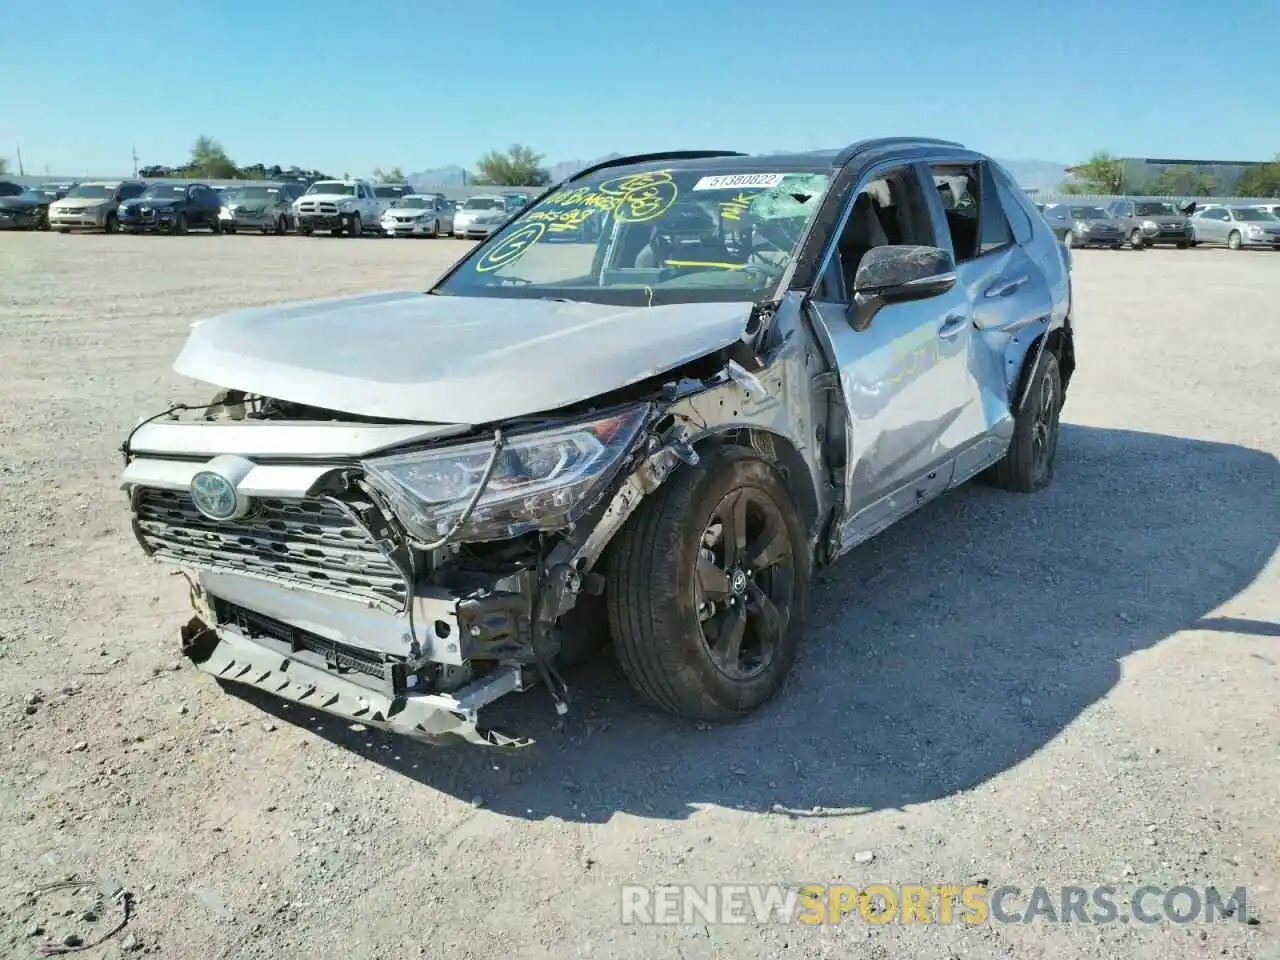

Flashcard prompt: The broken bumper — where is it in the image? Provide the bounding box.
[183,617,534,749]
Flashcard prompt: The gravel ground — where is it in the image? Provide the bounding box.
[0,232,1276,960]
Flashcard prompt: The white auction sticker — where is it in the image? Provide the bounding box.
[691,173,785,191]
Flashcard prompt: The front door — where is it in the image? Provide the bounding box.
[805,162,978,550]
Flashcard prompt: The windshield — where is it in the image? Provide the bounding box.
[393,197,430,209]
[66,184,116,200]
[1134,201,1177,216]
[223,187,279,203]
[0,182,24,197]
[1231,207,1275,222]
[375,185,408,198]
[434,166,832,306]
[306,182,355,196]
[140,184,188,199]
[1069,206,1108,219]
[463,197,505,210]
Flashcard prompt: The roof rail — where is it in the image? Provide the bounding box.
[565,150,747,183]
[834,137,964,166]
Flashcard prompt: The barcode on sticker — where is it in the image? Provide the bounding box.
[692,174,785,191]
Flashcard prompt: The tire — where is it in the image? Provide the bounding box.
[1110,243,1122,250]
[605,445,809,720]
[984,349,1063,493]
[1227,231,1242,250]
[1128,228,1144,250]
[57,227,70,234]
[173,213,188,236]
[347,212,362,238]
[276,215,288,235]
[298,224,312,236]
[210,217,222,235]
[103,212,118,235]
[431,218,440,238]
[1176,241,1188,249]
[225,224,237,234]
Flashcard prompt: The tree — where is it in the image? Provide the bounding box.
[473,144,551,186]
[372,166,406,183]
[1063,150,1125,195]
[189,136,237,179]
[1148,167,1219,197]
[1235,157,1280,198]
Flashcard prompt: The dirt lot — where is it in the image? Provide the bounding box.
[0,232,1276,960]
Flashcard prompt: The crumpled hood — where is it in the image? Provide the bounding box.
[172,291,756,424]
[0,196,44,210]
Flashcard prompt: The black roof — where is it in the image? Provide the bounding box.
[564,139,967,183]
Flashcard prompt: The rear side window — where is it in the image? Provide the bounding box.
[989,164,1035,244]
[978,164,1013,255]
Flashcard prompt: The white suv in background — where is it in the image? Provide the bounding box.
[293,180,381,237]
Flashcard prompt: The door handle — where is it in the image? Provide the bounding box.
[938,313,967,339]
[984,275,1028,298]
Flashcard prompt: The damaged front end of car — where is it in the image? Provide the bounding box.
[119,298,824,748]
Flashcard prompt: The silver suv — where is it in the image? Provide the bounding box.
[48,179,146,233]
[120,139,1075,748]
[1105,198,1194,249]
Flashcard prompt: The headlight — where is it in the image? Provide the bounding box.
[339,199,354,211]
[1072,220,1088,232]
[363,405,651,544]
[1247,225,1264,234]
[1141,220,1158,231]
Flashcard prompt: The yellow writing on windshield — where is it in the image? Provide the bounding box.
[538,170,678,224]
[475,222,546,273]
[719,191,760,221]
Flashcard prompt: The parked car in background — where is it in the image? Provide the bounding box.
[0,181,52,230]
[48,179,146,233]
[294,179,381,236]
[118,182,224,234]
[373,183,414,211]
[452,194,509,238]
[1043,202,1124,249]
[27,181,78,203]
[1105,198,1193,249]
[1190,204,1280,250]
[119,139,1074,747]
[219,183,305,234]
[1249,203,1280,219]
[380,194,454,237]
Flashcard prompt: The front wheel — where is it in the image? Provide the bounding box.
[210,217,222,235]
[347,212,362,237]
[1128,228,1144,250]
[984,349,1062,493]
[605,446,809,720]
[276,215,288,235]
[103,213,118,234]
[1227,230,1242,250]
[173,213,188,236]
[1176,240,1188,249]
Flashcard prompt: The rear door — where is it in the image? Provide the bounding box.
[926,159,1055,485]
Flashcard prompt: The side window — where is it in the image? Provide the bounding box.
[818,164,936,301]
[977,164,1014,254]
[990,164,1034,244]
[1208,209,1228,221]
[930,164,980,262]
[121,183,144,200]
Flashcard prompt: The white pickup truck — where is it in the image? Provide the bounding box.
[293,179,383,236]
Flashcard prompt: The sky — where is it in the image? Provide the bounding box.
[2,0,1276,178]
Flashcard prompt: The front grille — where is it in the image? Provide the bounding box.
[298,201,338,215]
[133,487,409,609]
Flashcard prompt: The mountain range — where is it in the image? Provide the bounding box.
[408,154,1068,192]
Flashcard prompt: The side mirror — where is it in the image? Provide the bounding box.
[847,244,957,332]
